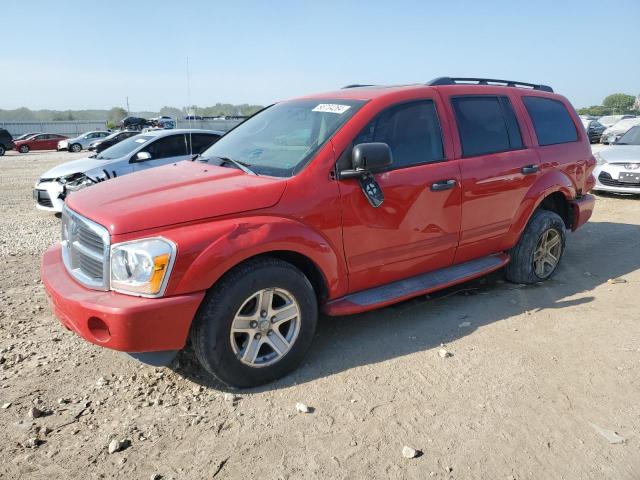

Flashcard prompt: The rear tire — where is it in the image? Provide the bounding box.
[190,258,318,388]
[505,210,566,284]
[70,143,82,152]
[19,145,29,153]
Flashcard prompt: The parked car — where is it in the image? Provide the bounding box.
[58,131,111,152]
[34,129,223,213]
[14,133,68,153]
[13,132,42,141]
[88,130,139,153]
[41,77,595,387]
[120,116,151,130]
[0,128,16,156]
[598,114,636,129]
[600,117,640,144]
[580,118,606,144]
[593,125,640,194]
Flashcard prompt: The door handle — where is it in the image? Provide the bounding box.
[521,164,539,175]
[430,179,457,191]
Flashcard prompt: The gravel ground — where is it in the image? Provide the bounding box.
[0,147,639,479]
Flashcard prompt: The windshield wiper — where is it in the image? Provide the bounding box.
[196,154,258,176]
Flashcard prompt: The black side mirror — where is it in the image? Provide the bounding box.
[338,142,392,179]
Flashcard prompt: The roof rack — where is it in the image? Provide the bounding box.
[427,77,553,93]
[342,84,376,89]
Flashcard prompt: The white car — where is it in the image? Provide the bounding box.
[598,114,635,129]
[600,117,640,144]
[593,126,640,194]
[57,131,111,152]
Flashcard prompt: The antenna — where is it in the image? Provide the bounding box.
[186,56,193,155]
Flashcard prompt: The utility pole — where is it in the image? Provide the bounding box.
[126,97,130,115]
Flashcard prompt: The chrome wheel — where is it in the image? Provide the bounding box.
[230,288,301,368]
[71,144,81,152]
[533,228,562,278]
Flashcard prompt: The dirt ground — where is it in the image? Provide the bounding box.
[0,147,638,480]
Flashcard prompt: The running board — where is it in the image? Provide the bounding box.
[324,253,510,316]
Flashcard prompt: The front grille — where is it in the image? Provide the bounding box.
[61,207,110,290]
[36,190,53,208]
[598,171,640,188]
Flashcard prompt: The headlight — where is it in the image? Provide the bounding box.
[110,238,176,297]
[594,152,606,165]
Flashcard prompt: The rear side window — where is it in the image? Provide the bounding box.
[353,100,444,168]
[451,96,523,157]
[143,134,188,159]
[188,133,220,154]
[522,96,578,146]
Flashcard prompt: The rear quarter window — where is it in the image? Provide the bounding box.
[522,96,578,146]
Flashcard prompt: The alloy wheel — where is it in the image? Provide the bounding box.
[533,228,562,278]
[230,288,301,368]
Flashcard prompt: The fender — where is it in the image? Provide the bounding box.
[164,216,347,299]
[502,168,576,249]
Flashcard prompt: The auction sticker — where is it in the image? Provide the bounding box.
[312,104,351,114]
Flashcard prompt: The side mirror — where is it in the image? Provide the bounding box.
[338,142,392,179]
[132,151,151,162]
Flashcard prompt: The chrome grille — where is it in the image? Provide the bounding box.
[61,206,110,290]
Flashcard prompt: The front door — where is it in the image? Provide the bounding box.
[338,100,462,293]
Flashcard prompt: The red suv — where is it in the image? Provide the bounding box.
[42,77,595,387]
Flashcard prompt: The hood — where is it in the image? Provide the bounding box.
[66,161,287,235]
[40,156,117,180]
[599,145,640,164]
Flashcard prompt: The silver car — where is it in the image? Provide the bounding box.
[593,125,640,194]
[36,129,223,213]
[58,131,111,152]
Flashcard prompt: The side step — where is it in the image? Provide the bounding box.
[324,253,510,316]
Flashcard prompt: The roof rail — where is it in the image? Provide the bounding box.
[427,77,553,93]
[342,84,376,89]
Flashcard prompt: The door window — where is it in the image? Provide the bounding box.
[143,134,188,159]
[187,133,220,154]
[451,96,523,157]
[352,100,444,169]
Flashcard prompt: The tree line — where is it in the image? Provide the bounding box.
[576,93,639,117]
[0,103,264,123]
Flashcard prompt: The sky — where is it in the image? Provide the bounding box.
[2,0,639,111]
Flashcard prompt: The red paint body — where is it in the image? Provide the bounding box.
[15,133,67,151]
[42,84,596,354]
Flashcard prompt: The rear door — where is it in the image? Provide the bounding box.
[337,99,462,292]
[447,94,540,262]
[131,133,190,171]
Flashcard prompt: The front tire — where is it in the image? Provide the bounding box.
[191,258,318,388]
[70,143,82,152]
[19,145,29,153]
[0,145,5,156]
[505,210,566,284]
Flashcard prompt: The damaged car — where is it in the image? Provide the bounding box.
[34,129,223,213]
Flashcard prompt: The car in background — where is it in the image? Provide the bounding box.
[13,132,42,141]
[15,133,68,153]
[88,130,139,153]
[598,114,636,129]
[593,125,640,194]
[600,117,640,144]
[580,118,606,144]
[34,129,224,213]
[120,116,151,130]
[58,131,111,152]
[0,128,16,156]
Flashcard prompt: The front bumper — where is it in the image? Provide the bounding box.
[593,164,640,194]
[41,244,205,354]
[569,194,595,231]
[34,181,66,212]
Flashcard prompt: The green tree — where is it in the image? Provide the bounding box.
[602,93,635,114]
[107,106,128,124]
[159,106,184,118]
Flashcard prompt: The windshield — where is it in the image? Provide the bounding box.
[200,98,365,176]
[96,134,153,160]
[617,126,640,145]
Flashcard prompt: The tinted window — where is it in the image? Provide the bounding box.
[452,96,523,157]
[144,134,188,159]
[522,96,578,146]
[187,133,220,154]
[353,100,444,168]
[618,126,640,145]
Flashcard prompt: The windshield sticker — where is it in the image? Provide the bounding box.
[134,138,148,143]
[312,104,351,114]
